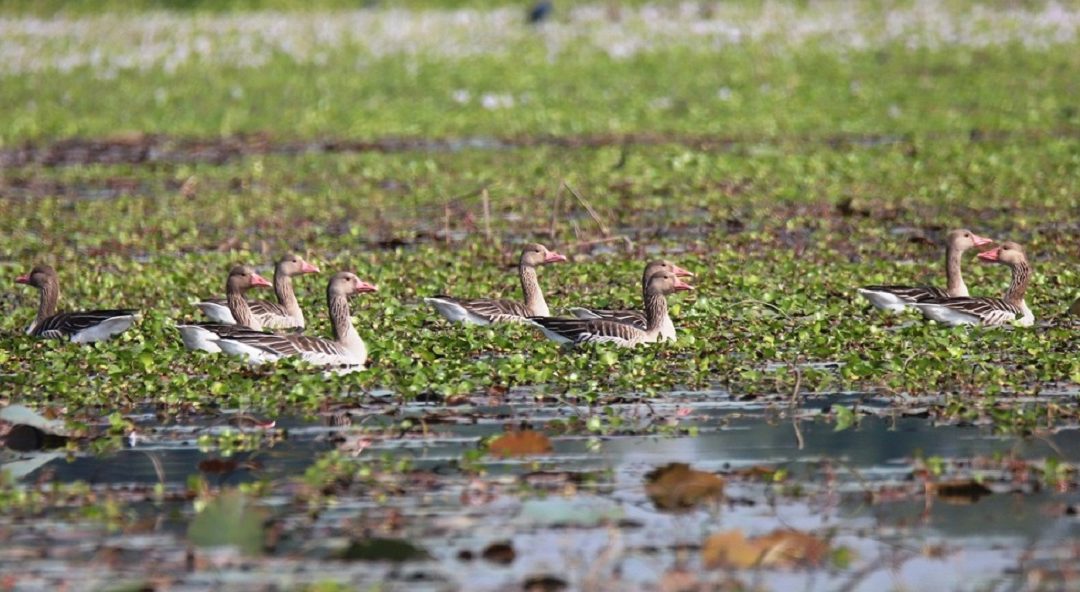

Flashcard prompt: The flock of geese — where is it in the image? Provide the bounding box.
[12,229,1034,370]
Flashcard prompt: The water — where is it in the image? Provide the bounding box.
[2,392,1078,590]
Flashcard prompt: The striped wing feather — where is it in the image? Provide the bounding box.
[860,285,947,303]
[201,297,295,326]
[921,297,1021,325]
[531,316,643,345]
[571,307,646,329]
[33,309,138,337]
[222,333,345,362]
[440,296,531,322]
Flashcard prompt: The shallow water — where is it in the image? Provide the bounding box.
[3,391,1079,590]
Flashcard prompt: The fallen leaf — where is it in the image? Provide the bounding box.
[929,479,993,504]
[488,430,552,457]
[644,462,724,510]
[702,529,830,569]
[523,575,568,591]
[197,458,238,475]
[339,537,430,562]
[481,541,515,565]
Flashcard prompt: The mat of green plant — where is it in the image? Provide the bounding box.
[0,1,1078,424]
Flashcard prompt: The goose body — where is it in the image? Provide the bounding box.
[568,259,693,342]
[530,272,693,347]
[859,229,992,312]
[177,265,273,351]
[15,266,138,343]
[215,272,376,368]
[426,243,567,325]
[911,242,1034,327]
[195,254,318,329]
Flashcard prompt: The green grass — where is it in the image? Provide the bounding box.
[4,46,1080,144]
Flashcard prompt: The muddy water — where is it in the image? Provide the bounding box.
[3,392,1079,590]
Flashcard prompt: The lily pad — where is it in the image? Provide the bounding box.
[339,538,431,562]
[187,490,268,556]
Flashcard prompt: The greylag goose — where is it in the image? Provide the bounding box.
[15,265,138,343]
[858,229,993,312]
[568,259,694,342]
[911,242,1034,327]
[214,272,376,367]
[195,253,318,329]
[176,265,273,352]
[529,271,693,347]
[424,243,567,324]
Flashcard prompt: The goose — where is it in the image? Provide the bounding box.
[195,253,318,329]
[568,259,694,342]
[424,243,567,324]
[176,265,272,352]
[14,265,139,343]
[528,271,693,347]
[858,229,993,312]
[213,272,376,368]
[911,242,1034,327]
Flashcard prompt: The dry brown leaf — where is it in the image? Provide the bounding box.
[488,430,552,457]
[644,462,725,510]
[701,530,763,569]
[929,479,993,504]
[702,529,829,570]
[754,530,829,568]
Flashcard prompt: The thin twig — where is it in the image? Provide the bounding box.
[563,181,610,237]
[443,202,451,244]
[481,188,492,240]
[565,235,635,252]
[547,182,564,238]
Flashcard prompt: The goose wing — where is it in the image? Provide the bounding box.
[528,316,643,346]
[568,307,646,329]
[428,295,530,323]
[914,297,1022,326]
[859,285,947,303]
[33,309,139,339]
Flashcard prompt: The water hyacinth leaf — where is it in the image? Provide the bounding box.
[187,489,268,556]
[488,430,552,457]
[644,462,725,511]
[833,405,856,432]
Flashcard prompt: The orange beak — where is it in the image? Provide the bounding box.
[15,274,29,284]
[544,251,568,264]
[673,278,694,291]
[972,234,994,247]
[977,247,1002,262]
[355,280,378,294]
[250,272,273,287]
[300,260,320,274]
[671,264,695,278]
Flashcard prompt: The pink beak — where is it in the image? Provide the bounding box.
[671,264,695,278]
[15,274,29,285]
[673,278,694,292]
[355,280,378,294]
[972,234,994,247]
[544,251,568,264]
[977,247,1002,262]
[250,272,272,288]
[299,260,320,274]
